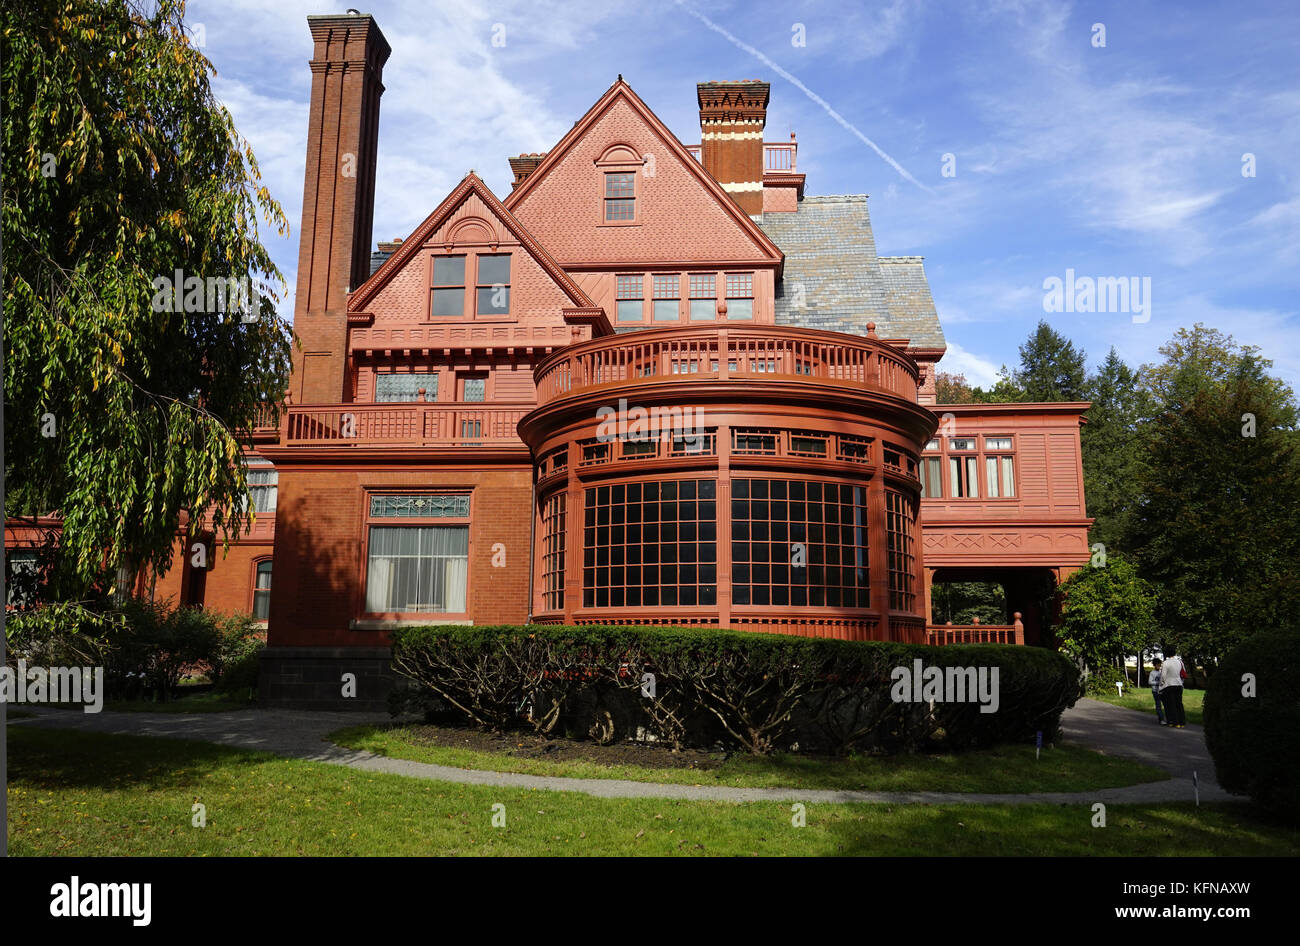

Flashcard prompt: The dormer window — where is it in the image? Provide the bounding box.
[605,172,635,221]
[429,251,512,319]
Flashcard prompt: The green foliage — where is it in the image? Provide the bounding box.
[1012,320,1088,402]
[390,624,1080,756]
[104,599,220,700]
[1203,628,1300,821]
[1128,326,1300,666]
[2,0,293,605]
[1057,558,1157,677]
[1081,348,1150,550]
[209,612,264,685]
[930,581,1006,625]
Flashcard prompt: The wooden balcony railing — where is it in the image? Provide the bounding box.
[534,325,919,406]
[282,402,533,447]
[927,613,1025,646]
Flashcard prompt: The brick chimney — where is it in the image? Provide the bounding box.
[291,12,391,405]
[697,80,769,216]
[508,153,547,190]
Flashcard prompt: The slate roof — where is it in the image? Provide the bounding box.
[758,195,946,349]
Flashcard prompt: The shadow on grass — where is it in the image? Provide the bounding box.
[7,726,278,793]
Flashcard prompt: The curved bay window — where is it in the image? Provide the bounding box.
[541,492,567,612]
[885,489,917,612]
[732,478,869,608]
[583,479,718,608]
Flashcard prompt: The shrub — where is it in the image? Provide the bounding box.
[390,624,1079,755]
[1204,627,1300,821]
[103,599,220,701]
[209,612,265,687]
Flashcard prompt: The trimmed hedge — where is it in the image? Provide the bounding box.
[390,624,1080,755]
[1204,628,1300,821]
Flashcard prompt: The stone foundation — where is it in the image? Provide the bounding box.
[258,646,396,711]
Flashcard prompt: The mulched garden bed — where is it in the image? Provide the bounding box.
[392,721,729,771]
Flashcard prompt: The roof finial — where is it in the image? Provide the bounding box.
[617,74,623,83]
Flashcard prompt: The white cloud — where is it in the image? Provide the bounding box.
[937,341,1003,388]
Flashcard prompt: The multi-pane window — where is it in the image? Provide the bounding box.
[461,375,486,402]
[583,479,718,608]
[616,275,643,322]
[949,454,980,497]
[838,435,872,463]
[431,255,466,316]
[885,490,917,611]
[604,172,635,221]
[920,456,943,498]
[5,550,39,608]
[541,492,566,612]
[364,494,470,614]
[732,429,778,455]
[247,467,278,514]
[985,437,1012,450]
[689,274,716,320]
[653,274,680,321]
[731,479,869,608]
[475,254,511,315]
[789,433,828,457]
[621,436,659,459]
[986,455,1015,498]
[725,273,754,319]
[252,560,272,620]
[375,373,438,403]
[671,428,716,456]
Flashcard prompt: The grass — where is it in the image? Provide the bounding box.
[1093,687,1205,726]
[328,723,1169,794]
[7,728,1295,856]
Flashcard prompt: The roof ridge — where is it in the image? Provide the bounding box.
[879,255,925,263]
[801,194,868,203]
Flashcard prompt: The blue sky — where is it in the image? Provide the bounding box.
[191,0,1300,390]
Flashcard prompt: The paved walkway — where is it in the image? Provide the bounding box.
[7,698,1239,805]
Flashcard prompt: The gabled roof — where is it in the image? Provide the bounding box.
[759,195,946,350]
[347,172,600,314]
[503,77,785,270]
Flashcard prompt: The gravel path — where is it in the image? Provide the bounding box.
[8,697,1239,805]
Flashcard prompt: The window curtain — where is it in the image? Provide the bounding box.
[366,526,469,613]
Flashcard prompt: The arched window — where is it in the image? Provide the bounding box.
[252,559,272,621]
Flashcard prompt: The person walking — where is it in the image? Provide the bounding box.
[1149,658,1167,725]
[1159,650,1187,728]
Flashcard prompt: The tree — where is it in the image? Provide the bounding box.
[1013,320,1087,402]
[1081,348,1150,550]
[3,0,293,613]
[1056,557,1157,683]
[1128,326,1300,669]
[935,371,975,404]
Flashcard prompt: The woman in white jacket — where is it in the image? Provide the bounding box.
[1159,651,1187,728]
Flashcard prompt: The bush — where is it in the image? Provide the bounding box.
[103,599,220,701]
[209,612,265,688]
[1204,628,1300,821]
[390,624,1079,755]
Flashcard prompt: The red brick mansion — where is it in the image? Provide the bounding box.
[5,13,1092,708]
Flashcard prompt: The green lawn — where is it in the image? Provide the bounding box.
[1094,687,1205,726]
[329,724,1168,794]
[6,728,1293,856]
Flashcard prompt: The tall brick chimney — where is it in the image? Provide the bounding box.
[291,13,390,405]
[697,80,770,216]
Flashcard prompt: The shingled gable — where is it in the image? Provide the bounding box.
[502,78,784,272]
[346,171,606,328]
